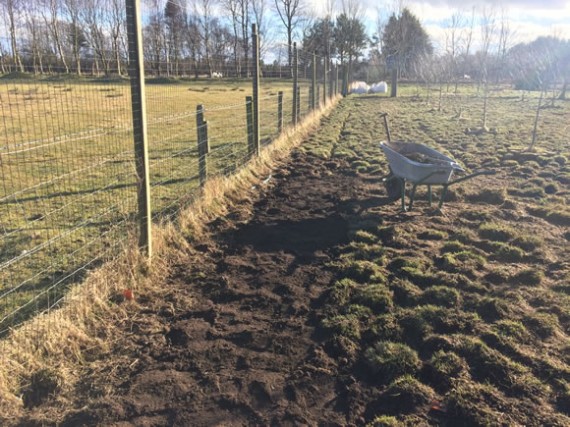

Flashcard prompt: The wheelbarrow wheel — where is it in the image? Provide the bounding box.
[384,173,403,202]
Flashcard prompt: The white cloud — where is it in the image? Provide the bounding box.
[307,0,570,56]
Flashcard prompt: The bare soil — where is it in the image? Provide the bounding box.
[51,150,390,426]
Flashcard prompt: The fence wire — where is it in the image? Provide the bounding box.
[0,24,337,337]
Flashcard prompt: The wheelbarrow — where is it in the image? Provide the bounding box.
[379,112,495,211]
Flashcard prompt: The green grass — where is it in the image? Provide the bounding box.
[0,77,313,329]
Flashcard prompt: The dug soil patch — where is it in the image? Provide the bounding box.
[55,150,391,425]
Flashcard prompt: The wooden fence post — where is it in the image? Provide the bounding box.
[246,96,254,156]
[252,24,261,155]
[311,53,316,110]
[342,64,349,97]
[296,86,301,119]
[329,61,334,99]
[125,0,152,258]
[277,91,283,133]
[196,104,209,187]
[391,67,398,98]
[334,65,339,95]
[292,42,298,125]
[323,59,327,105]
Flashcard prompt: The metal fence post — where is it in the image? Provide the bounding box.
[125,0,152,258]
[252,24,261,155]
[246,96,254,156]
[292,42,298,125]
[277,91,283,133]
[196,104,209,187]
[311,53,316,110]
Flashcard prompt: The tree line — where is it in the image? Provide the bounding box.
[0,0,568,95]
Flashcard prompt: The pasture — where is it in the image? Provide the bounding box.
[3,86,569,424]
[0,75,312,330]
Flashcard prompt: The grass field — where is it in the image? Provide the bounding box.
[0,75,314,331]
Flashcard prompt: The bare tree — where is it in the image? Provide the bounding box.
[444,11,465,92]
[110,0,126,75]
[274,0,304,74]
[63,0,84,74]
[41,0,70,73]
[479,6,496,130]
[23,2,46,73]
[144,0,166,76]
[496,8,515,83]
[224,0,242,76]
[252,0,272,57]
[194,0,215,76]
[0,0,24,72]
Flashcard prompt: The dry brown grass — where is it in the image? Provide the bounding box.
[0,95,340,422]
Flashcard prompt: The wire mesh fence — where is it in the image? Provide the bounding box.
[0,4,339,336]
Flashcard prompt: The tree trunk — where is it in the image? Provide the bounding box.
[558,80,567,100]
[7,0,24,73]
[529,90,544,151]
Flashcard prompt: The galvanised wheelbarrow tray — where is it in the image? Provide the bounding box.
[379,113,495,211]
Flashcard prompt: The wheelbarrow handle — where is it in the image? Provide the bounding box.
[380,112,391,142]
[447,169,496,186]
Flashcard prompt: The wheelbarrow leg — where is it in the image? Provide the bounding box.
[428,185,432,206]
[400,178,406,212]
[438,185,449,209]
[409,184,418,210]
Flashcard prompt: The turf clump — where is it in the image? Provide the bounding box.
[389,278,422,306]
[490,242,525,262]
[353,284,394,313]
[524,312,560,338]
[417,229,448,241]
[468,188,507,205]
[420,286,461,308]
[478,222,517,242]
[511,268,544,286]
[364,341,421,383]
[427,350,468,390]
[321,314,361,340]
[328,278,357,306]
[369,314,403,342]
[341,260,386,284]
[375,375,435,413]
